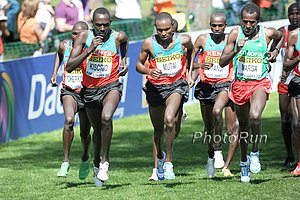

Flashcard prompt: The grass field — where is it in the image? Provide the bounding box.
[1,92,300,199]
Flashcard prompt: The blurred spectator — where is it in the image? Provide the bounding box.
[222,0,248,25]
[252,0,286,21]
[114,0,142,20]
[55,0,80,33]
[17,0,54,53]
[83,0,103,23]
[36,0,55,31]
[0,0,19,42]
[0,14,9,60]
[152,0,176,16]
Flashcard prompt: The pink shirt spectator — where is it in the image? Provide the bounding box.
[55,0,78,32]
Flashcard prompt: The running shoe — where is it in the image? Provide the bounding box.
[164,162,175,180]
[148,168,158,181]
[214,150,225,169]
[207,157,215,178]
[283,157,295,169]
[93,166,104,187]
[157,151,166,180]
[222,167,234,177]
[97,161,109,181]
[240,156,250,183]
[79,154,90,180]
[57,162,70,177]
[291,163,300,176]
[250,151,261,173]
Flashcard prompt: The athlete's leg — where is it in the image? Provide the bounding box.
[235,102,250,162]
[85,106,102,168]
[223,103,239,169]
[279,93,294,161]
[213,90,230,151]
[100,90,121,163]
[79,110,92,162]
[249,89,268,153]
[164,93,182,162]
[149,105,165,159]
[291,98,300,164]
[61,95,78,163]
[200,103,214,157]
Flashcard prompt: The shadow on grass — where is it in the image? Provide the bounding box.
[0,116,289,179]
[143,181,195,188]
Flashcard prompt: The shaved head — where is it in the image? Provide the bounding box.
[210,12,226,22]
[73,21,89,30]
[155,12,173,26]
[93,7,110,19]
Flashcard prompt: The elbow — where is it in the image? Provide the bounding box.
[66,64,72,73]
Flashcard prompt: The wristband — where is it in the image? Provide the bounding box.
[274,47,280,53]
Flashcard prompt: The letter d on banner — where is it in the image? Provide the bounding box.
[28,74,46,120]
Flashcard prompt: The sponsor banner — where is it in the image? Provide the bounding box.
[0,42,149,144]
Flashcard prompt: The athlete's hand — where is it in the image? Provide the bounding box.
[236,37,248,52]
[280,71,289,82]
[89,36,104,52]
[267,50,278,63]
[187,76,195,88]
[50,74,58,87]
[201,63,213,70]
[149,68,162,79]
[119,64,128,76]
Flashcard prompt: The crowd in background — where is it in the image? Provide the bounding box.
[0,0,292,59]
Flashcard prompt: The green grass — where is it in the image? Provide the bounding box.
[1,92,300,199]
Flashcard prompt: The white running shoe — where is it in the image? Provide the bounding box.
[214,150,225,169]
[93,167,104,187]
[240,156,250,183]
[207,158,215,178]
[250,151,261,173]
[97,161,109,181]
[164,162,175,180]
[148,168,158,181]
[156,151,166,180]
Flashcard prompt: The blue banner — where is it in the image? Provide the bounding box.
[0,41,151,144]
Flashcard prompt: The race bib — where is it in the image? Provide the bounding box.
[65,68,83,89]
[86,56,112,78]
[236,56,262,79]
[204,64,229,78]
[156,53,182,77]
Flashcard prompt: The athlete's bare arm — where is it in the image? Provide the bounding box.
[284,29,299,71]
[219,28,239,67]
[136,37,162,80]
[66,30,103,73]
[50,41,66,87]
[265,27,284,62]
[187,34,206,87]
[180,33,193,71]
[116,31,129,76]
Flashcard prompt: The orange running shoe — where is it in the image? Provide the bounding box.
[291,163,300,176]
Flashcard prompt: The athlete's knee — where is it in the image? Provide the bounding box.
[292,119,300,131]
[227,120,239,135]
[212,107,222,118]
[164,115,175,128]
[101,112,113,126]
[249,111,261,125]
[64,116,74,130]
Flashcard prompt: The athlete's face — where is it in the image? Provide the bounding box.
[155,19,173,41]
[288,7,300,27]
[210,16,226,36]
[71,25,86,40]
[240,11,259,36]
[92,14,111,38]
